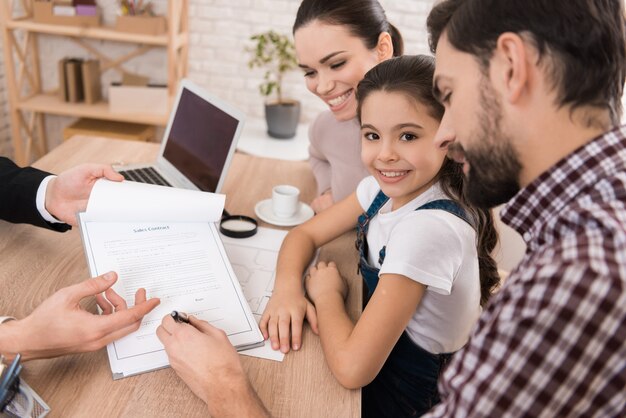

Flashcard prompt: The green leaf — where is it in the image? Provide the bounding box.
[245,30,297,102]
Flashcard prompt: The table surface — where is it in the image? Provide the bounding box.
[0,135,361,418]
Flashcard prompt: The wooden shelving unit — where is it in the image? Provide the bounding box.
[0,0,188,164]
[18,93,172,125]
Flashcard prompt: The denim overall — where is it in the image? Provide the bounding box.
[357,190,472,417]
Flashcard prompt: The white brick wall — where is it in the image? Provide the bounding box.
[0,0,623,156]
[0,0,626,155]
[0,0,437,155]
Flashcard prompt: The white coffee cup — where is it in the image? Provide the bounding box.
[272,185,300,218]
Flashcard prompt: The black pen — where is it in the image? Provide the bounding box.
[171,310,190,324]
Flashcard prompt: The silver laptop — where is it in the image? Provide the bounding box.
[117,79,245,193]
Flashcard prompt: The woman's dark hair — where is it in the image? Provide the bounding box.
[356,55,500,306]
[427,0,626,125]
[293,0,404,57]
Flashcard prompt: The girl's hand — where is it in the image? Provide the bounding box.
[259,289,318,353]
[305,261,349,303]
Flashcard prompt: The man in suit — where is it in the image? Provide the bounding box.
[0,157,67,230]
[0,157,160,361]
[1,156,115,229]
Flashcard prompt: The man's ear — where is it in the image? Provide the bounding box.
[492,32,531,104]
[376,31,394,61]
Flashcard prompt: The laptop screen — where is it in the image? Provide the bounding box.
[162,87,240,192]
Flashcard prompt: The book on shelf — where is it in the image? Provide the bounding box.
[77,180,265,379]
[52,5,76,16]
[75,0,98,15]
[58,57,69,101]
[81,59,101,104]
[76,5,98,16]
[58,57,101,104]
[64,58,84,102]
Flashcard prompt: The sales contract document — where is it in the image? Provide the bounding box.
[78,180,264,379]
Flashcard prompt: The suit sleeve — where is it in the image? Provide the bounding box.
[0,157,70,231]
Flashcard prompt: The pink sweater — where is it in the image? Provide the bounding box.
[308,111,370,202]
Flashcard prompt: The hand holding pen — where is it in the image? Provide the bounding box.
[156,313,268,416]
[171,310,190,324]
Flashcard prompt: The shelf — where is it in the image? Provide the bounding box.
[1,0,188,164]
[17,94,170,126]
[7,18,169,46]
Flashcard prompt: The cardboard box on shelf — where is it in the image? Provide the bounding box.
[33,1,100,27]
[109,83,168,115]
[63,118,156,142]
[115,15,167,35]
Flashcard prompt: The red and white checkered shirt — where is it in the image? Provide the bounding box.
[426,124,626,417]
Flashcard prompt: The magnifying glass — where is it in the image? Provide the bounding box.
[219,210,258,238]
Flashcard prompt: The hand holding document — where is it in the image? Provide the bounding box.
[78,180,264,379]
[82,179,225,222]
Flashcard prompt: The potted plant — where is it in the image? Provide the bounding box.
[248,30,300,139]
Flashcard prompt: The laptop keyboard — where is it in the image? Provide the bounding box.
[119,167,172,187]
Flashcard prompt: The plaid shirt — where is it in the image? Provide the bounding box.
[426,124,626,418]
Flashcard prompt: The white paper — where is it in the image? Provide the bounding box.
[220,227,290,362]
[78,180,263,378]
[84,180,225,222]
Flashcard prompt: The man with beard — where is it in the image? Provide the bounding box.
[424,0,626,416]
[153,1,626,417]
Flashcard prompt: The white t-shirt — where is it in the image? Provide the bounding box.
[356,176,481,354]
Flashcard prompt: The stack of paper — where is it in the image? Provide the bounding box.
[78,180,264,379]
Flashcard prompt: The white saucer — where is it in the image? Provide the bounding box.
[254,199,314,227]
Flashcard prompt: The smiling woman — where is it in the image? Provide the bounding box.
[292,0,404,213]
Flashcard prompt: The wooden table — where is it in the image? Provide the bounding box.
[0,136,361,417]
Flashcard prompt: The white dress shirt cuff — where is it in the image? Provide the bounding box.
[36,175,62,224]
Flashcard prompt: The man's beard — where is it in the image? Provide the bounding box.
[449,80,522,209]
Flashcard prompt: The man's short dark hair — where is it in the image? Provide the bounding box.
[427,0,626,124]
